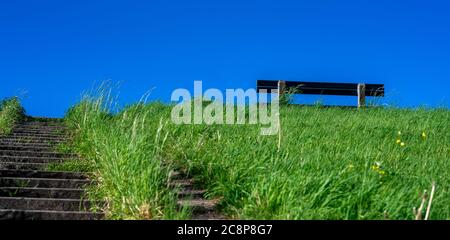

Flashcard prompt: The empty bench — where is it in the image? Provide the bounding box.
[256,80,385,108]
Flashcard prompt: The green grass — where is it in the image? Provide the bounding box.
[62,93,188,219]
[64,91,450,220]
[0,97,25,135]
[163,106,450,220]
[46,159,94,173]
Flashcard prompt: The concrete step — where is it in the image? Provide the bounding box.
[0,145,54,152]
[169,170,183,180]
[0,135,67,144]
[0,197,92,211]
[10,133,65,138]
[0,177,90,189]
[0,209,103,220]
[177,189,206,199]
[0,142,54,148]
[0,162,48,170]
[0,187,84,199]
[0,169,87,179]
[0,141,63,147]
[13,123,64,128]
[13,124,65,128]
[0,150,75,158]
[11,129,63,133]
[0,155,69,163]
[169,179,195,188]
[14,125,63,129]
[177,198,219,214]
[12,127,66,132]
[19,120,63,125]
[2,133,65,138]
[0,136,66,143]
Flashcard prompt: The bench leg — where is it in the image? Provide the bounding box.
[277,80,286,95]
[357,83,366,108]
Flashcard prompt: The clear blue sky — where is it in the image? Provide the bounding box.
[1,0,449,117]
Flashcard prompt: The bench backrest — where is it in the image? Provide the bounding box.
[256,80,384,97]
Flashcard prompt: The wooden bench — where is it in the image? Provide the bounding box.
[256,80,385,108]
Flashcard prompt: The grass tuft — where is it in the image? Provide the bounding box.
[62,88,188,219]
[0,97,25,135]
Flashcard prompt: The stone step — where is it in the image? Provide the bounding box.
[11,127,64,132]
[0,136,66,143]
[0,197,92,211]
[12,126,66,132]
[169,179,194,188]
[10,133,65,138]
[0,187,84,199]
[169,170,183,180]
[0,169,87,179]
[0,177,89,189]
[0,142,54,148]
[2,132,65,137]
[9,132,67,139]
[12,130,63,134]
[0,150,75,158]
[13,124,65,128]
[15,124,63,129]
[0,140,64,146]
[19,119,63,125]
[177,189,206,199]
[0,162,48,170]
[0,209,103,220]
[177,198,219,214]
[0,156,69,163]
[0,145,54,152]
[15,122,63,126]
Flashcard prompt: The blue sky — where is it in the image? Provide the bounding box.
[1,0,449,117]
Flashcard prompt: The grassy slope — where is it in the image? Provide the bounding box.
[163,106,450,219]
[0,97,25,135]
[65,98,450,220]
[63,100,186,219]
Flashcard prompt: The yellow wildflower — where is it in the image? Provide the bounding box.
[400,142,405,147]
[396,139,401,144]
[371,162,382,171]
[421,132,427,139]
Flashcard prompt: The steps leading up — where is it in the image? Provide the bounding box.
[0,197,92,211]
[0,187,84,199]
[0,156,71,163]
[169,170,224,220]
[0,177,90,189]
[0,169,87,179]
[0,145,54,152]
[0,118,103,220]
[0,150,75,158]
[0,162,49,170]
[0,209,103,220]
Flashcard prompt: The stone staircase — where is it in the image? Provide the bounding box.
[169,170,224,220]
[0,118,103,220]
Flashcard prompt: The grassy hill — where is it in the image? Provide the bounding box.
[61,92,450,220]
[0,97,25,135]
